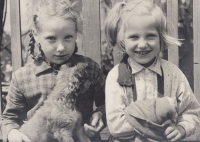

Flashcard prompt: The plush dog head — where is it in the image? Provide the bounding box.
[51,62,91,110]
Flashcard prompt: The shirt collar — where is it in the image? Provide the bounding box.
[148,57,162,76]
[34,59,51,75]
[117,55,162,86]
[128,57,162,76]
[34,54,78,75]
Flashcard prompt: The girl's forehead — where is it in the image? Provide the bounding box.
[38,17,76,32]
[125,14,155,27]
[42,16,68,21]
[39,16,75,26]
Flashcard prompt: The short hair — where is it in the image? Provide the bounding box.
[28,0,82,32]
[104,0,181,51]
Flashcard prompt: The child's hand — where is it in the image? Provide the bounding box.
[8,129,31,142]
[84,111,104,137]
[162,120,186,142]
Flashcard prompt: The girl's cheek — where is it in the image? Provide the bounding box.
[147,42,159,48]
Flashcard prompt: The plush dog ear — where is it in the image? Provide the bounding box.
[155,97,178,124]
[55,62,90,97]
[58,62,89,82]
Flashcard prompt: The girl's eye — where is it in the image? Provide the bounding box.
[130,35,138,40]
[47,37,56,41]
[65,35,73,40]
[147,34,157,39]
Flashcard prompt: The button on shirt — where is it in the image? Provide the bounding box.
[105,57,200,140]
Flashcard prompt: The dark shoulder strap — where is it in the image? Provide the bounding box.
[131,74,137,101]
[157,66,164,98]
[117,54,135,86]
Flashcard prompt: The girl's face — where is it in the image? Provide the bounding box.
[35,17,77,64]
[124,15,160,65]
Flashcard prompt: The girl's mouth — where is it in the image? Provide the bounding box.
[134,51,151,55]
[54,54,67,58]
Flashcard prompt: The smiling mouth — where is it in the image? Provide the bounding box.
[134,51,151,55]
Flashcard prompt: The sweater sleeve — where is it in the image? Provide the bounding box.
[1,72,28,142]
[105,65,137,139]
[86,59,106,125]
[93,67,106,125]
[176,73,200,137]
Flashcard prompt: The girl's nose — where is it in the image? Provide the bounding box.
[57,43,65,52]
[137,39,147,49]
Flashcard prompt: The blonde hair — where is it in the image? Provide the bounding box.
[28,0,82,32]
[104,0,181,51]
[27,0,81,60]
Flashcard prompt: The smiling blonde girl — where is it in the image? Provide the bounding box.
[105,0,200,141]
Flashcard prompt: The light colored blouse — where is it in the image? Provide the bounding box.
[105,57,200,139]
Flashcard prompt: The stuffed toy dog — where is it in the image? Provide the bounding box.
[19,62,91,142]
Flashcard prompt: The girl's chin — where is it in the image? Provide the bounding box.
[54,60,67,65]
[136,60,151,65]
[137,58,156,67]
[48,59,68,65]
[50,57,70,64]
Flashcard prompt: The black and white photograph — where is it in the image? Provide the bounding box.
[0,0,200,142]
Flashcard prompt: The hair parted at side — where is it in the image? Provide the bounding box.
[104,0,181,51]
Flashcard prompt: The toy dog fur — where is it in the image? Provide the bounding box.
[19,62,91,142]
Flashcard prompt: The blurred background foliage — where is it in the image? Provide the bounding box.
[0,0,194,91]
